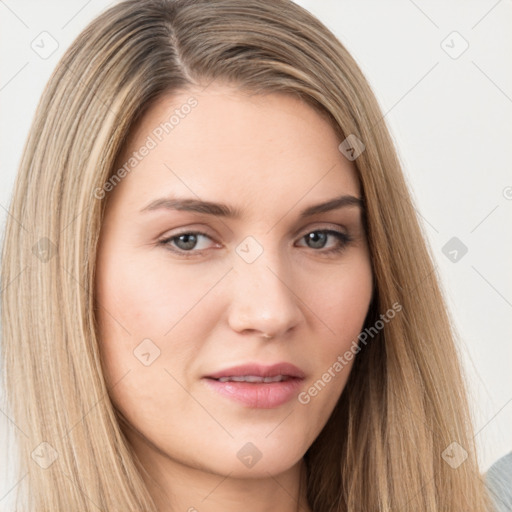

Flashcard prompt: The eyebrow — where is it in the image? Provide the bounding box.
[139,194,363,218]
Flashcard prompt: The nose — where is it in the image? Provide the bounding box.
[226,247,303,339]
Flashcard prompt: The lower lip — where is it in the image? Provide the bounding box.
[203,377,304,408]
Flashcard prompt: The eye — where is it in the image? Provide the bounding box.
[296,229,352,254]
[159,231,217,254]
[158,228,352,258]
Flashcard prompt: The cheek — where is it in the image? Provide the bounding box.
[96,249,223,343]
[94,253,211,433]
[299,253,373,398]
[94,248,231,395]
[309,253,373,345]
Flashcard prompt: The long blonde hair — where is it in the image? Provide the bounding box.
[1,0,491,510]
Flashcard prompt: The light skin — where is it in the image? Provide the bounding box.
[95,83,373,512]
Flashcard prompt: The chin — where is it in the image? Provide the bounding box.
[198,434,309,478]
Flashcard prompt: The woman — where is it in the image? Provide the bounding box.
[0,0,494,510]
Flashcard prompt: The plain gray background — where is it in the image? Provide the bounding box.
[1,0,511,506]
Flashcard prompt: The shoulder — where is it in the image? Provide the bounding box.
[485,452,512,512]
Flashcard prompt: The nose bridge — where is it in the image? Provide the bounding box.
[227,238,302,336]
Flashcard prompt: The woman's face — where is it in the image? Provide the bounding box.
[95,84,373,480]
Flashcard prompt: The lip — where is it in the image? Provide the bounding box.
[206,363,305,380]
[203,362,305,408]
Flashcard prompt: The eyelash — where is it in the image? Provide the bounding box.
[157,229,353,259]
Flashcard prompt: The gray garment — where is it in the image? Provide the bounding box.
[486,452,512,511]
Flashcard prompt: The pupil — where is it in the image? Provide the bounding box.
[307,232,327,249]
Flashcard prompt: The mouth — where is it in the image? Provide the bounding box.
[205,362,305,380]
[213,375,294,383]
[203,363,305,408]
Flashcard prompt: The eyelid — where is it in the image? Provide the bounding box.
[307,221,346,230]
[158,224,217,242]
[294,222,348,238]
[160,222,347,244]
[162,229,218,246]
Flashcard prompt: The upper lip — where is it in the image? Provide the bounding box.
[205,363,305,380]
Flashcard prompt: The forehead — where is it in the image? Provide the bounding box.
[110,85,360,216]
